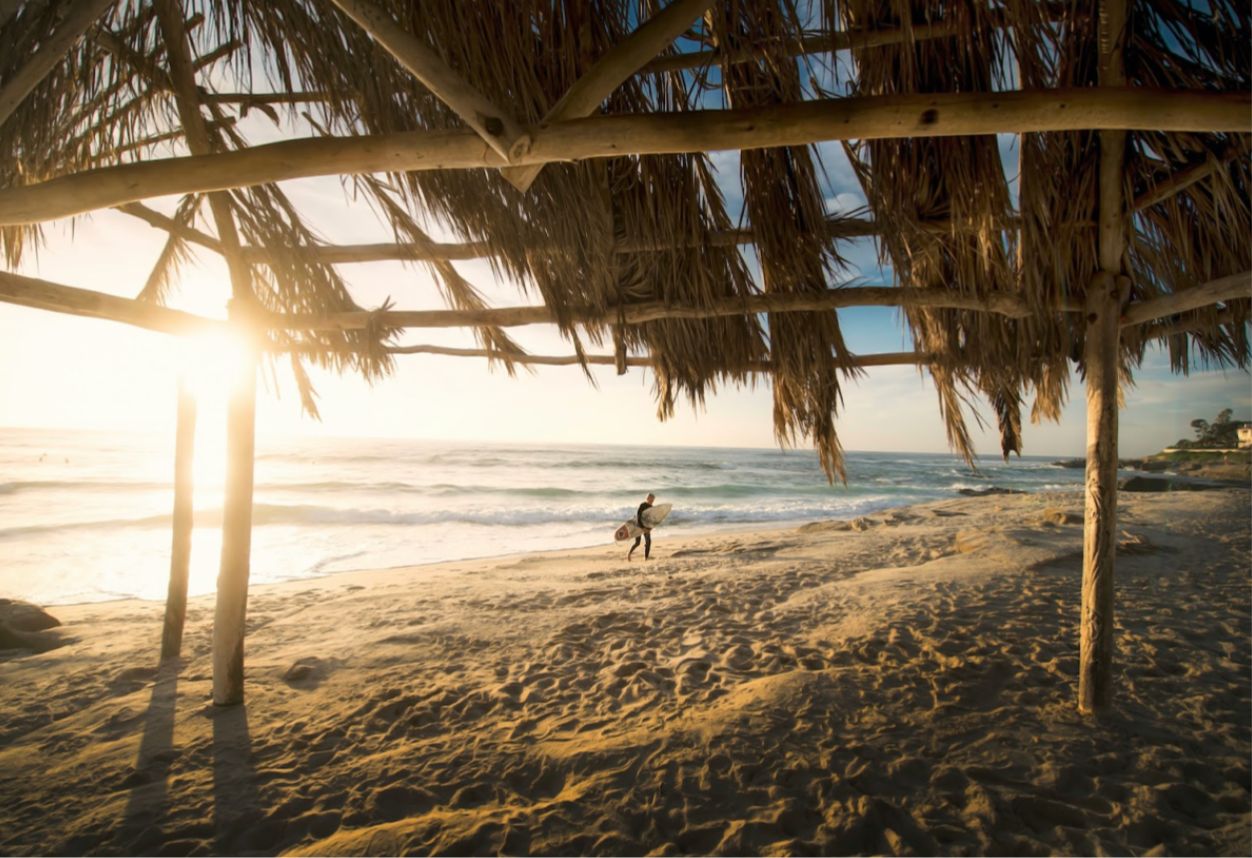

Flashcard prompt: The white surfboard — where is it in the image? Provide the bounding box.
[613,503,672,542]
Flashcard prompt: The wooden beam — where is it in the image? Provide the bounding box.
[298,342,928,370]
[0,269,224,335]
[502,0,715,191]
[0,0,116,128]
[204,91,331,107]
[1120,271,1251,327]
[1,86,1246,226]
[1079,0,1129,717]
[324,0,528,164]
[264,285,1034,333]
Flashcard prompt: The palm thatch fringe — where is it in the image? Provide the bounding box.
[0,0,115,126]
[325,0,529,163]
[501,0,716,191]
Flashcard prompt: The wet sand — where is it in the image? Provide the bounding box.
[0,488,1248,855]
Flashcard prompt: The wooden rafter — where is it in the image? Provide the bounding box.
[2,87,1246,226]
[0,269,224,335]
[502,0,715,191]
[640,2,1075,75]
[1120,271,1251,327]
[1130,147,1238,212]
[121,206,998,266]
[193,38,242,71]
[301,343,929,371]
[3,267,1242,349]
[264,286,1041,332]
[0,0,116,127]
[204,91,331,107]
[1140,307,1239,341]
[324,0,529,164]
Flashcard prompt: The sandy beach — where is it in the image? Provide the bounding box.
[0,487,1248,856]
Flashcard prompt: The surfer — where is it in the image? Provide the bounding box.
[628,493,655,561]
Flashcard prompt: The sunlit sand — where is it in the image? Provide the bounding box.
[1,487,1247,855]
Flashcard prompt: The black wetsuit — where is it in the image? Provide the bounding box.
[629,501,652,559]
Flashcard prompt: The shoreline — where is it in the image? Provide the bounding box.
[2,486,1248,855]
[25,484,1079,611]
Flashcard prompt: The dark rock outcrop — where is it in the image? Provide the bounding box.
[1119,475,1230,492]
[0,599,60,632]
[0,600,65,653]
[957,487,1025,497]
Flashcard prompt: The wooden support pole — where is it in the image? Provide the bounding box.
[160,378,196,661]
[154,0,258,707]
[0,0,116,128]
[1,87,1247,226]
[324,0,528,163]
[502,0,715,191]
[1079,0,1129,717]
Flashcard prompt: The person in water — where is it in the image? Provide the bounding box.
[628,493,655,561]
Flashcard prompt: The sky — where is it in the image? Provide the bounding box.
[2,30,1249,461]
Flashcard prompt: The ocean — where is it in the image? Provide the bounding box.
[0,426,1084,606]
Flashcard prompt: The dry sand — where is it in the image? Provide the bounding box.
[0,488,1248,856]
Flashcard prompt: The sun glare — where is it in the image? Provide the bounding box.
[177,328,255,403]
[175,328,257,500]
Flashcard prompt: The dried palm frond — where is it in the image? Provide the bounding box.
[136,192,202,304]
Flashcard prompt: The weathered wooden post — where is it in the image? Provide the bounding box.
[160,377,196,660]
[212,308,258,705]
[154,0,258,706]
[1078,0,1129,715]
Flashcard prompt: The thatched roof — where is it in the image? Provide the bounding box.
[0,0,1248,477]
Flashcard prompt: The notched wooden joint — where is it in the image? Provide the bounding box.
[482,116,505,137]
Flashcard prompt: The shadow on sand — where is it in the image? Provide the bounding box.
[212,702,264,853]
[119,659,181,852]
